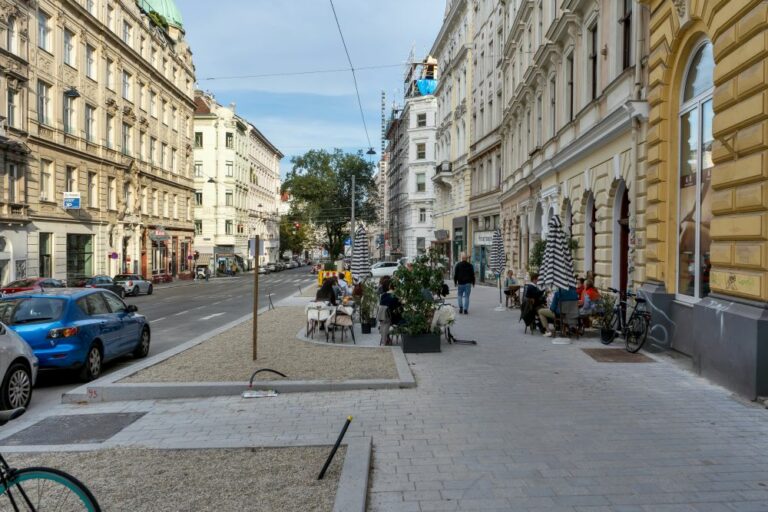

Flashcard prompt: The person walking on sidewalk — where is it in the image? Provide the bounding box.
[453,253,475,315]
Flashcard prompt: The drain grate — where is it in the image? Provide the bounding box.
[581,348,655,363]
[0,412,146,446]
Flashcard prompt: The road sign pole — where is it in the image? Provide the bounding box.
[253,234,259,361]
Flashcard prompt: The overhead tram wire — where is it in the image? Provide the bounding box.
[198,63,404,82]
[328,0,374,151]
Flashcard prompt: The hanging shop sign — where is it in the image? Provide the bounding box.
[149,226,170,242]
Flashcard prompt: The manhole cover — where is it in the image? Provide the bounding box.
[0,413,146,446]
[581,348,654,363]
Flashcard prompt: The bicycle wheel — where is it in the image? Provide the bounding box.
[625,315,649,353]
[0,467,101,511]
[600,311,618,344]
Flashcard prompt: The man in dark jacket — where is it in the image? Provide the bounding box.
[453,253,475,314]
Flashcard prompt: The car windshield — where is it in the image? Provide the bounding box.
[113,275,133,281]
[0,297,66,325]
[3,279,38,288]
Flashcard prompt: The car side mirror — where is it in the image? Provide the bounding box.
[127,305,138,313]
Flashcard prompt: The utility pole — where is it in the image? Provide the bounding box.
[350,175,355,252]
[252,234,259,360]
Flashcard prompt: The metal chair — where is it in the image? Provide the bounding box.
[327,306,355,344]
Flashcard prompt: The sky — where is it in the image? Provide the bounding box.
[180,0,445,177]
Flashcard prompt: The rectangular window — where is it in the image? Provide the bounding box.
[417,113,427,127]
[86,45,96,79]
[225,191,233,206]
[588,23,598,100]
[194,132,203,147]
[141,186,148,214]
[107,5,114,31]
[63,29,75,67]
[621,0,632,70]
[566,53,574,122]
[105,113,114,148]
[88,172,97,207]
[39,233,52,278]
[6,16,16,54]
[63,95,75,134]
[39,159,52,201]
[7,88,17,129]
[194,220,202,235]
[122,70,132,100]
[84,104,95,142]
[163,192,169,217]
[152,189,158,215]
[171,148,177,173]
[37,10,51,51]
[194,162,202,177]
[173,194,178,219]
[416,237,426,254]
[225,162,233,177]
[162,100,168,125]
[416,173,426,192]
[160,143,167,168]
[65,166,76,192]
[416,143,426,160]
[225,220,233,235]
[66,234,94,279]
[106,59,115,90]
[194,190,202,206]
[149,137,156,164]
[419,208,426,223]
[107,177,116,210]
[36,80,50,125]
[225,132,233,148]
[122,21,132,46]
[186,198,191,221]
[7,163,17,203]
[121,123,131,155]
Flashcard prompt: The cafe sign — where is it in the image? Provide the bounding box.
[473,230,494,246]
[149,226,170,242]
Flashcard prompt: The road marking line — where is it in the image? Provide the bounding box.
[153,317,167,322]
[211,301,222,305]
[199,312,225,320]
[192,305,205,310]
[173,311,188,316]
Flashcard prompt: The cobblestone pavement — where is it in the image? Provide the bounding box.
[5,286,768,512]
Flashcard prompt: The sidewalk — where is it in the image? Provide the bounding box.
[5,286,768,511]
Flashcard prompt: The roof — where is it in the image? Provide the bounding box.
[136,0,183,29]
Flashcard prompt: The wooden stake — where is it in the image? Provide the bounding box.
[253,234,259,360]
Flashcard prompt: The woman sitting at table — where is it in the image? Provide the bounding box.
[315,278,337,306]
[503,270,519,306]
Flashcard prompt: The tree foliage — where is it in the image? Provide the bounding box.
[391,250,447,335]
[279,219,309,258]
[282,149,378,259]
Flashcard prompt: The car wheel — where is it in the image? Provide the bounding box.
[1,362,32,410]
[147,284,153,295]
[132,286,140,296]
[79,344,103,382]
[133,327,151,358]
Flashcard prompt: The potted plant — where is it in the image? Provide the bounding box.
[391,249,446,353]
[528,238,546,274]
[359,280,378,334]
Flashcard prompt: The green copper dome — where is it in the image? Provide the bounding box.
[137,0,183,28]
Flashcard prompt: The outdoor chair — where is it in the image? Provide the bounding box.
[327,305,355,344]
[305,302,333,339]
[557,300,580,339]
[377,305,400,346]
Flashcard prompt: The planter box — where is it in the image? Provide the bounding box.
[402,333,441,353]
[361,322,372,334]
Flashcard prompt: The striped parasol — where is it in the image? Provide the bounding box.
[489,229,505,276]
[540,215,576,290]
[350,225,371,282]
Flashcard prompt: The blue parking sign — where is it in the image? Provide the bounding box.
[63,192,81,209]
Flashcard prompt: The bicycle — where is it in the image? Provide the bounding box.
[599,287,651,353]
[0,408,101,511]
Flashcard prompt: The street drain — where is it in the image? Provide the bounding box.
[0,412,146,446]
[581,348,655,363]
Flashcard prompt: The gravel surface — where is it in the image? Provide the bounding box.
[4,446,343,512]
[123,307,398,383]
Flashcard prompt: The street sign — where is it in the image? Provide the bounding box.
[149,226,170,241]
[344,237,351,246]
[63,192,81,210]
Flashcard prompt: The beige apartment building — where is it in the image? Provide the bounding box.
[498,0,648,296]
[0,0,196,283]
[431,0,474,267]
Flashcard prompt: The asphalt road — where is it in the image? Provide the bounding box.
[28,266,317,415]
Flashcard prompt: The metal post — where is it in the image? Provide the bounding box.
[350,175,355,251]
[253,234,259,361]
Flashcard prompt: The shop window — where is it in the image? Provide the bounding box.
[66,234,93,281]
[39,233,52,277]
[677,41,714,300]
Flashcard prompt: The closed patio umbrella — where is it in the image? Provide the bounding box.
[489,229,506,311]
[540,215,576,290]
[350,226,371,282]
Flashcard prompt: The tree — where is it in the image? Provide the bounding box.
[282,149,378,259]
[279,219,309,258]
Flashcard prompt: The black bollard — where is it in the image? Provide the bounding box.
[318,416,352,480]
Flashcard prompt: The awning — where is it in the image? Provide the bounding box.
[195,254,212,266]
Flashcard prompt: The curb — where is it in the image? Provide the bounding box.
[334,436,371,512]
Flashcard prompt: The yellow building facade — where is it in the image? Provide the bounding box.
[641,0,768,398]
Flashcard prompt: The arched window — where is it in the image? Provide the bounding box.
[677,41,714,299]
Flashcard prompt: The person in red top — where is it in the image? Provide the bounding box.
[579,280,600,307]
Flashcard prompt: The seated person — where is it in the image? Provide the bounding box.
[579,279,601,316]
[523,273,545,306]
[538,285,579,337]
[336,272,351,297]
[315,279,337,306]
[576,277,586,298]
[379,281,404,325]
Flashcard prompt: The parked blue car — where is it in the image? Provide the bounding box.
[0,289,151,381]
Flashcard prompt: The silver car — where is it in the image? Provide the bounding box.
[113,274,154,296]
[0,322,37,410]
